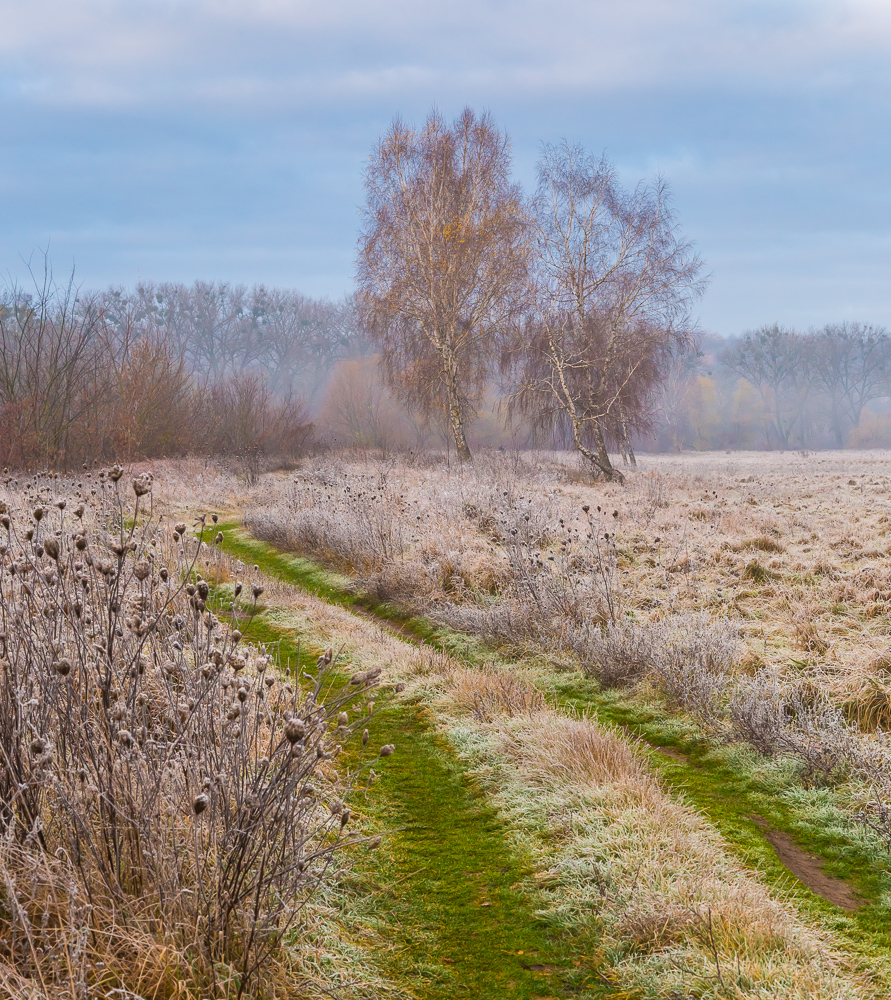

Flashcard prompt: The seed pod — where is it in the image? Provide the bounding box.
[234,582,243,597]
[30,738,46,757]
[196,580,209,600]
[237,687,248,703]
[340,808,351,827]
[54,657,71,677]
[75,535,87,551]
[43,537,59,560]
[337,712,349,726]
[193,793,209,815]
[362,729,369,746]
[251,583,264,599]
[33,507,44,522]
[215,532,223,545]
[109,465,123,482]
[134,561,150,581]
[118,729,133,747]
[159,567,169,581]
[174,523,187,536]
[378,744,395,758]
[284,718,305,743]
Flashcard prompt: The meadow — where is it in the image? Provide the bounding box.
[4,448,891,998]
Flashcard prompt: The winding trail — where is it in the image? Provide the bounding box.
[216,523,609,999]
[214,519,890,992]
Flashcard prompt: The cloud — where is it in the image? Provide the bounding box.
[2,0,890,111]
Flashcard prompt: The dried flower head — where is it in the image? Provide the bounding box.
[284,718,305,744]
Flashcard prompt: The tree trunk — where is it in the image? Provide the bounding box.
[442,345,472,461]
[569,417,624,483]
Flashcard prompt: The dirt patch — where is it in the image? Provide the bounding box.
[652,746,692,765]
[750,815,860,911]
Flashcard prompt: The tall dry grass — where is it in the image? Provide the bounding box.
[0,469,385,998]
[243,448,891,846]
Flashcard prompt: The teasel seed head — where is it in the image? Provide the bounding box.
[54,657,71,677]
[193,793,209,815]
[284,718,305,743]
[251,583,264,599]
[362,728,369,746]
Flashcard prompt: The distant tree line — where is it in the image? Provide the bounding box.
[0,260,367,469]
[649,323,891,452]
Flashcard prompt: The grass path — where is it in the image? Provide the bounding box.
[213,520,891,981]
[214,523,609,999]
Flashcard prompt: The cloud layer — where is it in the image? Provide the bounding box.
[1,0,889,332]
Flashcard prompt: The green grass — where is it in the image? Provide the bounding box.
[546,676,891,968]
[213,520,891,987]
[210,527,611,998]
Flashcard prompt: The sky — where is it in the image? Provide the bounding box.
[1,0,890,336]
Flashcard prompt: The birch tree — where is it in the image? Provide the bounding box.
[505,142,705,480]
[356,107,529,461]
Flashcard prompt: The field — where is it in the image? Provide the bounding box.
[3,448,891,998]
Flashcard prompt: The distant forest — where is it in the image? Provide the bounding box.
[0,266,888,469]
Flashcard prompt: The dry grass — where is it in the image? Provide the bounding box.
[227,568,874,997]
[0,469,385,999]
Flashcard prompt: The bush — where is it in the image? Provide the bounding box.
[0,473,380,997]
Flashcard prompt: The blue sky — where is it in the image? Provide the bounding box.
[1,0,890,335]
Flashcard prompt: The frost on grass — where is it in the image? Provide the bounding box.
[0,470,388,999]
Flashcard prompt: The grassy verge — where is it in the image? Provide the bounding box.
[214,521,891,984]
[212,549,610,998]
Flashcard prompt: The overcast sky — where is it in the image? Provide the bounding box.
[1,0,889,334]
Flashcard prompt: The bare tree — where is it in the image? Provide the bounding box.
[357,107,530,461]
[0,260,108,466]
[505,142,705,480]
[807,322,891,447]
[722,325,812,449]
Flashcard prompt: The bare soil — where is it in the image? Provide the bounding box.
[750,815,861,910]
